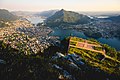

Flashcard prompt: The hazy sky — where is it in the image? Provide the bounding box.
[0,0,120,12]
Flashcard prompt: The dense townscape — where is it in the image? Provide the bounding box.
[0,18,60,54]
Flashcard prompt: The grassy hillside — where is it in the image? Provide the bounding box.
[68,37,120,75]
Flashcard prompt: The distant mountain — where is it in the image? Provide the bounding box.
[106,15,120,22]
[0,9,18,21]
[35,10,58,18]
[45,9,91,27]
[12,11,35,17]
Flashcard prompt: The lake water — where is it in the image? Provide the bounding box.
[50,28,120,51]
[27,17,45,24]
[28,17,120,51]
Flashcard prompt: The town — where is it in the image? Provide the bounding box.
[0,19,60,54]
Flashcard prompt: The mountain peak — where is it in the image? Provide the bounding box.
[45,9,91,27]
[61,9,64,11]
[60,9,65,11]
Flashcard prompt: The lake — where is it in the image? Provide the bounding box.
[26,17,45,24]
[28,17,120,51]
[50,28,120,51]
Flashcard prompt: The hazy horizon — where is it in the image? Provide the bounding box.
[0,0,120,12]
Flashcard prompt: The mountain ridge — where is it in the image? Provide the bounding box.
[35,10,58,18]
[0,9,18,21]
[45,9,91,27]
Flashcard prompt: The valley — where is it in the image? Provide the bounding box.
[0,9,120,80]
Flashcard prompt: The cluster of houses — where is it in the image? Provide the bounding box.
[0,19,60,54]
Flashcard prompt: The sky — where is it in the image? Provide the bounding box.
[0,0,120,12]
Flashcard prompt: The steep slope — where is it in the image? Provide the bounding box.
[68,37,120,75]
[0,36,120,80]
[0,9,18,21]
[45,9,91,27]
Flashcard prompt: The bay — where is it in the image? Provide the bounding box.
[50,28,120,51]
